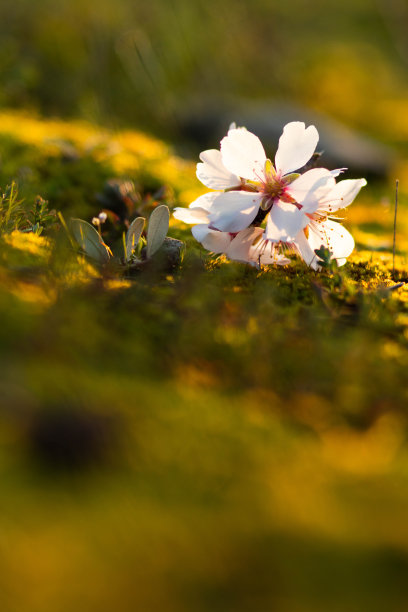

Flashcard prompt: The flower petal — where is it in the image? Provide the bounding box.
[250,237,291,266]
[196,149,240,190]
[264,201,307,242]
[321,220,355,263]
[287,168,335,213]
[173,206,209,225]
[209,191,262,233]
[259,248,290,266]
[220,128,267,181]
[294,230,318,269]
[191,224,232,253]
[318,178,367,213]
[227,226,292,266]
[331,168,347,177]
[227,227,263,263]
[308,219,355,266]
[188,191,220,211]
[275,122,319,175]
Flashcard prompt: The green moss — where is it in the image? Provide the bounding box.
[1,112,408,612]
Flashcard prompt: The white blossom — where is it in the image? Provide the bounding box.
[173,121,366,270]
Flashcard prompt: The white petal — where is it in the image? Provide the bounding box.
[275,121,319,175]
[196,149,240,190]
[173,206,209,224]
[308,220,355,265]
[220,128,267,181]
[294,230,319,269]
[191,224,232,253]
[209,191,262,233]
[264,201,307,243]
[287,168,335,213]
[188,191,220,211]
[226,227,263,263]
[267,252,291,265]
[331,168,347,177]
[321,220,355,262]
[318,178,367,213]
[252,239,290,266]
[260,250,290,265]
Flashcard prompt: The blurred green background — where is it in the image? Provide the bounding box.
[2,2,408,612]
[2,0,408,148]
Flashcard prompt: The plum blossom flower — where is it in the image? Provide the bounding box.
[174,121,366,269]
[175,121,321,256]
[173,197,289,266]
[226,227,291,266]
[290,173,367,269]
[206,122,326,235]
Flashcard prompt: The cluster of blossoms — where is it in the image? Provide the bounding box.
[174,122,366,269]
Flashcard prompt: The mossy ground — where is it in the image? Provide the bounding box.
[1,111,408,612]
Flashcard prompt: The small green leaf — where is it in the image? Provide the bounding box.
[146,205,169,258]
[126,216,145,261]
[314,244,338,270]
[70,218,111,264]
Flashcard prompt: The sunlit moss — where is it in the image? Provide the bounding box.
[8,280,56,306]
[0,111,408,612]
[4,229,49,254]
[0,110,201,220]
[2,230,50,266]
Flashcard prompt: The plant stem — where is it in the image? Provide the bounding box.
[393,179,399,279]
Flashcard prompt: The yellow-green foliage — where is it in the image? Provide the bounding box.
[1,112,408,612]
[2,0,408,154]
[0,110,200,219]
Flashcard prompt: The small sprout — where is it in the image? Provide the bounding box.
[72,204,181,272]
[70,218,112,264]
[146,205,170,258]
[125,205,184,271]
[0,182,26,233]
[28,196,57,235]
[126,216,145,261]
[314,245,338,270]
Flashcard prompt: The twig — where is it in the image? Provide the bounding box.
[393,179,399,279]
[382,282,405,293]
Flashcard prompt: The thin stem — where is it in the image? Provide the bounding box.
[393,179,399,279]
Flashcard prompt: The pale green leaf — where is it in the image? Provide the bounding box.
[126,216,145,261]
[146,205,169,258]
[70,218,111,264]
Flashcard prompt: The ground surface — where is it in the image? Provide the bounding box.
[1,111,408,612]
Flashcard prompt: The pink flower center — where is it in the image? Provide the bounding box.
[242,160,299,210]
[262,175,287,202]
